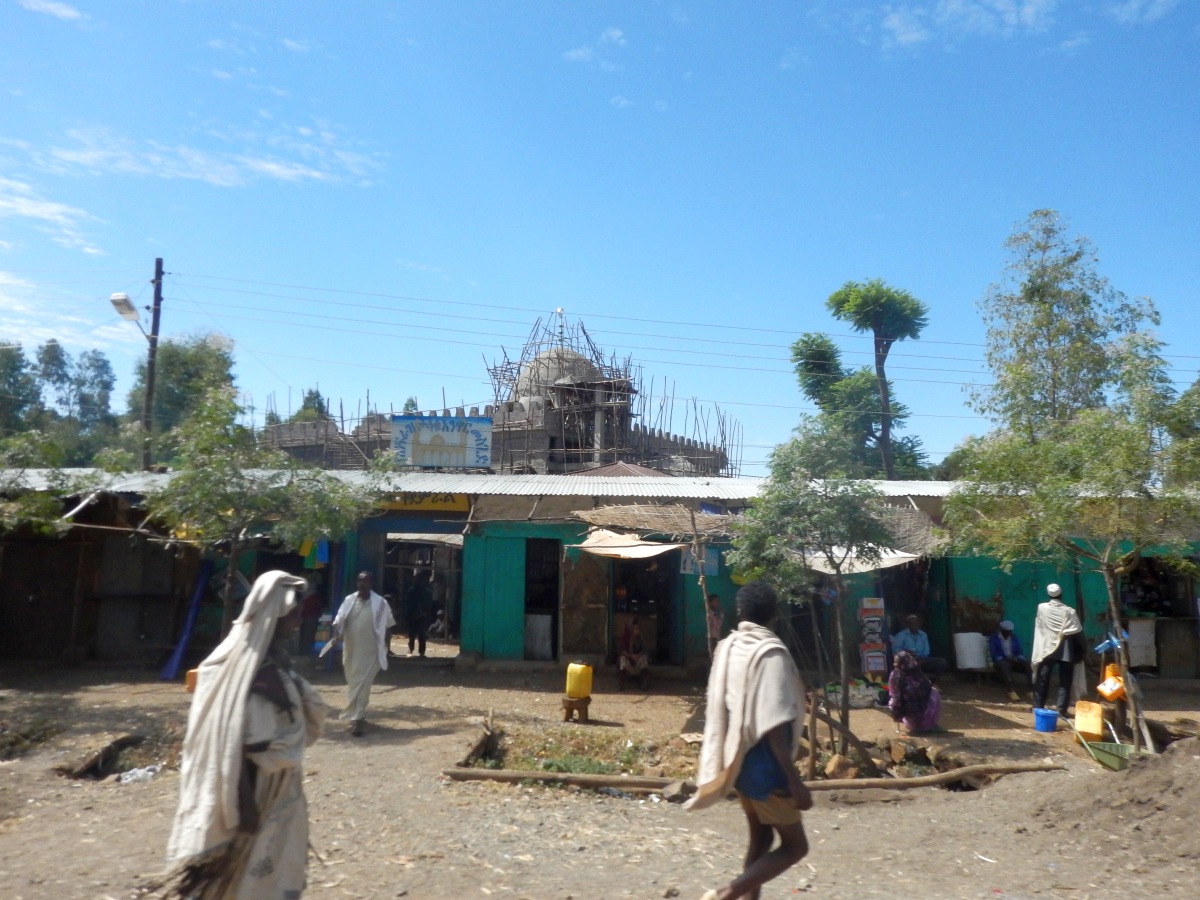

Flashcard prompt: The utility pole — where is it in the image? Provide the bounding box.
[141,258,164,471]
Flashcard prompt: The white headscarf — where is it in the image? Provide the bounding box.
[167,570,309,862]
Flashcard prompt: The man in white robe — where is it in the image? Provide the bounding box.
[332,570,394,736]
[1032,582,1085,716]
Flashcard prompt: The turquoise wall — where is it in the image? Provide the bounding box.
[461,522,589,661]
[461,524,734,665]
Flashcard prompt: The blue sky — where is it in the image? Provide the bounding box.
[2,1,1197,475]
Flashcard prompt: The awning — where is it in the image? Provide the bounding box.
[801,547,920,575]
[570,529,687,560]
[385,532,464,548]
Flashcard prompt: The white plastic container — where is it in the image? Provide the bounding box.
[953,632,988,670]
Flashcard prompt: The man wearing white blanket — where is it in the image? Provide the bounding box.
[688,581,812,900]
[332,570,395,737]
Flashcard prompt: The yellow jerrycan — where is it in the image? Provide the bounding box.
[565,662,593,699]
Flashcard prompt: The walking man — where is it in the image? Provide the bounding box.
[332,571,394,736]
[688,581,812,900]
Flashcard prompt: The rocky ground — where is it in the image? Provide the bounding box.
[1,644,1198,900]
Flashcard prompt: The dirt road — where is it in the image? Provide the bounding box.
[1,659,1197,899]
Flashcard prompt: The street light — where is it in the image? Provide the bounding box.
[111,258,164,471]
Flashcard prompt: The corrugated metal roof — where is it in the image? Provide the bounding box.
[7,469,764,501]
[10,470,953,501]
[866,480,955,498]
[362,472,765,500]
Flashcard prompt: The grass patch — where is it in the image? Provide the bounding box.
[479,724,697,778]
[0,717,63,761]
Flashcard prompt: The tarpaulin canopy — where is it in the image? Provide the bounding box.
[799,547,920,575]
[570,529,687,559]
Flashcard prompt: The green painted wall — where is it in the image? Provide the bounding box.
[461,522,590,661]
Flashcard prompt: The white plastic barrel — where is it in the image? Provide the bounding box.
[953,632,988,670]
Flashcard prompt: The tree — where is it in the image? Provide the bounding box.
[35,340,74,417]
[972,209,1150,438]
[402,396,419,414]
[825,279,929,479]
[790,333,929,478]
[728,418,894,754]
[73,350,116,431]
[126,333,235,438]
[0,344,40,437]
[0,431,72,535]
[287,387,330,423]
[946,210,1194,750]
[144,380,382,634]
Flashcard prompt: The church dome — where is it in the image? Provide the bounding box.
[513,347,601,399]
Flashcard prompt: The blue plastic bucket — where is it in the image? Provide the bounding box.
[1034,708,1059,733]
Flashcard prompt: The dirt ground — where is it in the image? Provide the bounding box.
[2,643,1199,900]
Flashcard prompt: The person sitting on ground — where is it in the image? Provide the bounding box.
[618,617,650,690]
[988,619,1031,702]
[888,650,943,734]
[891,614,948,678]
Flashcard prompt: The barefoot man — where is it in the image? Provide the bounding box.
[687,580,812,900]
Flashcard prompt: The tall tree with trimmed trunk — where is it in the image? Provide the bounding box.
[825,279,928,480]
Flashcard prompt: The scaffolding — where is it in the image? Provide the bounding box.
[485,313,741,476]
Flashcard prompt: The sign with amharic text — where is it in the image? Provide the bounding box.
[390,416,492,469]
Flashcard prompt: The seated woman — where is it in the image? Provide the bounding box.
[618,617,650,691]
[888,650,942,734]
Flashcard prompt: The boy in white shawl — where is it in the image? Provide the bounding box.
[687,581,811,900]
[162,570,326,899]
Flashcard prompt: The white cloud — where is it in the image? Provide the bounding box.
[610,95,633,108]
[779,47,812,69]
[1057,31,1090,51]
[18,0,85,22]
[882,8,932,46]
[653,99,669,111]
[873,0,1062,48]
[1104,0,1178,24]
[0,176,101,255]
[564,27,628,66]
[670,6,690,26]
[16,121,380,188]
[281,38,312,52]
[212,69,233,80]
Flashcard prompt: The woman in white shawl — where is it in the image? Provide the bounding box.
[1031,583,1085,717]
[160,570,326,899]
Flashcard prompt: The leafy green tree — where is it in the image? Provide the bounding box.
[144,381,382,634]
[972,209,1151,438]
[73,350,116,431]
[126,333,235,438]
[0,431,72,535]
[35,340,74,417]
[0,344,40,437]
[728,419,894,752]
[287,387,330,423]
[790,333,929,478]
[825,279,929,479]
[402,396,419,413]
[947,210,1194,750]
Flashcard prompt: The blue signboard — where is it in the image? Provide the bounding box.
[390,415,492,468]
